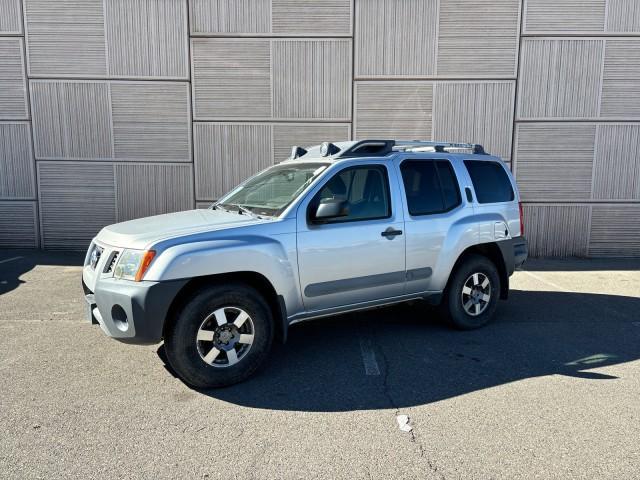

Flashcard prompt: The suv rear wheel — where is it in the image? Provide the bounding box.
[443,254,500,330]
[164,283,274,388]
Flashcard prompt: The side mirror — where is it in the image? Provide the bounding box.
[311,198,349,223]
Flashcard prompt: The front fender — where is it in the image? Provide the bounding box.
[143,234,303,316]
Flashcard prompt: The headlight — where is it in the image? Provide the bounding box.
[114,249,156,281]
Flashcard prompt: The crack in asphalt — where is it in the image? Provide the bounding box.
[371,326,446,480]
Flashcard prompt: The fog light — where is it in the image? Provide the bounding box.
[111,304,128,332]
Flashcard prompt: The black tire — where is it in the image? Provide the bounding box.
[164,283,274,388]
[443,254,501,330]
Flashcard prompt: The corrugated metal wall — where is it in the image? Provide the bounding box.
[0,0,638,257]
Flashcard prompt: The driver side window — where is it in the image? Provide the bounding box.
[312,165,391,222]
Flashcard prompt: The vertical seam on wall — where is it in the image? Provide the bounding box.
[107,81,115,159]
[186,0,196,207]
[590,124,600,202]
[102,0,110,77]
[350,0,355,139]
[586,204,593,256]
[510,0,526,176]
[20,0,40,246]
[434,0,441,76]
[113,163,119,222]
[269,39,274,119]
[603,0,610,33]
[596,38,606,118]
[431,83,436,140]
[269,123,275,164]
[21,0,31,77]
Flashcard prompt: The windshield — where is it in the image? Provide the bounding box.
[216,162,329,217]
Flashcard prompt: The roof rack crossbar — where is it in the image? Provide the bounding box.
[393,140,484,153]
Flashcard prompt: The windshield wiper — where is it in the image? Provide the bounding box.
[213,203,231,213]
[236,204,259,217]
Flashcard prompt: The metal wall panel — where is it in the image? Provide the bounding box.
[606,0,640,32]
[24,0,108,77]
[0,0,23,34]
[105,0,188,79]
[432,82,515,160]
[523,205,590,257]
[191,38,271,119]
[589,205,640,257]
[592,124,640,200]
[514,123,595,201]
[38,162,116,250]
[354,81,433,139]
[355,0,437,77]
[0,0,636,257]
[115,163,194,221]
[272,0,351,36]
[272,39,351,120]
[110,82,191,161]
[0,201,38,248]
[190,0,271,35]
[524,0,606,33]
[0,122,35,199]
[272,123,351,162]
[437,0,520,77]
[0,38,28,120]
[600,39,640,119]
[30,81,113,160]
[518,39,603,119]
[194,123,272,200]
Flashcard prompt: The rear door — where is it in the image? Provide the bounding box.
[394,156,470,293]
[296,161,406,312]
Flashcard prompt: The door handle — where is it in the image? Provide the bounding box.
[381,227,403,238]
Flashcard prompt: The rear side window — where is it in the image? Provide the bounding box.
[400,160,461,216]
[464,160,514,204]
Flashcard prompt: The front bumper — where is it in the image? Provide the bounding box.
[83,277,187,345]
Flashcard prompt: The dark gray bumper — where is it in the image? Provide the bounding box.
[83,278,188,345]
[498,235,528,276]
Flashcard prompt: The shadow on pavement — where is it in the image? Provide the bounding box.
[159,289,640,412]
[0,249,84,296]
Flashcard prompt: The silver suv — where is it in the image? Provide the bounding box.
[82,140,528,387]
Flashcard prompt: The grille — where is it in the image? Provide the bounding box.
[103,251,120,273]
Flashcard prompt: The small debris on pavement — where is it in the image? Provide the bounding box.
[396,415,412,433]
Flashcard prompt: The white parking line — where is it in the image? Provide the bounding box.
[0,256,23,265]
[520,270,569,292]
[359,338,380,376]
[521,269,633,322]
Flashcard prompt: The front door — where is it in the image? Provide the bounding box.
[296,162,406,312]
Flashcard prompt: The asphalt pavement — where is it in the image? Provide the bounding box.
[1,250,639,479]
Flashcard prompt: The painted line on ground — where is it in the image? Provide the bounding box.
[359,337,381,376]
[521,270,634,322]
[0,256,23,265]
[520,270,569,292]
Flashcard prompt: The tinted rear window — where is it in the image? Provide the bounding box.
[464,160,514,204]
[400,160,461,215]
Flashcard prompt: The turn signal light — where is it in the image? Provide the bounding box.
[135,250,156,282]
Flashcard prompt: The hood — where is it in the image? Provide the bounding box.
[95,208,266,249]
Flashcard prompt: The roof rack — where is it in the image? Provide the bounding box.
[393,140,486,155]
[286,139,487,161]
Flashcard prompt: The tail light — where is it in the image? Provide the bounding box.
[519,202,525,236]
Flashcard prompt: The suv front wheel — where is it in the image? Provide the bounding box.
[164,283,274,388]
[444,254,501,330]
